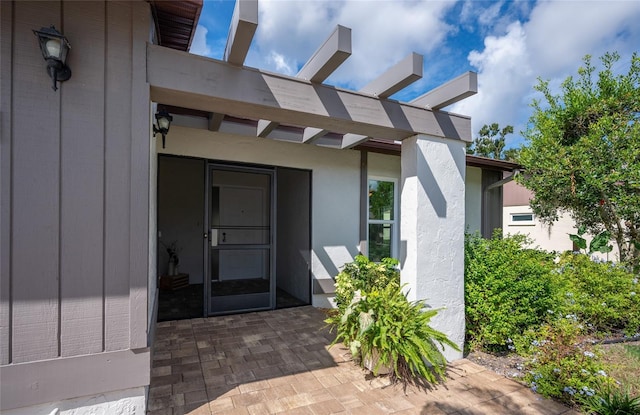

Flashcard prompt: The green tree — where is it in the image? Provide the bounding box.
[467,123,515,160]
[503,147,521,163]
[518,52,640,266]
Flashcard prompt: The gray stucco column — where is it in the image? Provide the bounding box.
[400,135,466,361]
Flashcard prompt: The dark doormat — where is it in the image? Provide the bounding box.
[157,283,308,322]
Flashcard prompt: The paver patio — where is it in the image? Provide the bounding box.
[148,306,579,415]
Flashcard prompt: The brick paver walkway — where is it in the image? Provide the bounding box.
[148,306,579,414]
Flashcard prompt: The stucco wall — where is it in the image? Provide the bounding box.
[503,206,618,261]
[368,152,401,178]
[401,136,466,360]
[503,177,620,259]
[157,126,361,307]
[503,206,573,251]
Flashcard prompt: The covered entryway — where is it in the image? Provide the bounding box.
[149,0,477,358]
[157,155,311,320]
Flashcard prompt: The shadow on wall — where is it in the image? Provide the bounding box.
[313,244,361,283]
[417,149,447,218]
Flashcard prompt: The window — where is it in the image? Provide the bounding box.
[368,178,397,262]
[510,213,535,225]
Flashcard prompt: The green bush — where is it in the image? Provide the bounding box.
[555,252,640,336]
[464,232,557,351]
[333,255,399,312]
[517,318,616,406]
[326,256,457,384]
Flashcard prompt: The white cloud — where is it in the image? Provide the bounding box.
[477,1,504,28]
[268,51,295,75]
[525,0,640,77]
[450,21,532,144]
[247,0,456,89]
[451,0,640,147]
[190,25,212,57]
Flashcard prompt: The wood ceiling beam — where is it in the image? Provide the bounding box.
[302,127,328,144]
[360,52,423,98]
[256,119,279,137]
[411,71,477,110]
[148,44,472,142]
[261,25,352,139]
[223,0,258,66]
[297,25,352,83]
[297,26,352,143]
[208,112,225,132]
[341,133,369,149]
[341,52,423,148]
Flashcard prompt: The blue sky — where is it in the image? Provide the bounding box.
[190,0,640,148]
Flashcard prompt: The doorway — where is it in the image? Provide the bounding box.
[156,155,311,321]
[206,165,275,314]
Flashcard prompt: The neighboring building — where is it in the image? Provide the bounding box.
[1,1,481,413]
[503,180,617,260]
[502,179,572,251]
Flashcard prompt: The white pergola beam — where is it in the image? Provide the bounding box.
[223,0,258,66]
[360,52,423,98]
[297,25,352,83]
[147,44,472,142]
[208,112,225,132]
[340,52,424,147]
[411,71,477,110]
[257,119,279,137]
[302,127,328,143]
[259,25,352,139]
[341,133,368,149]
[296,25,351,142]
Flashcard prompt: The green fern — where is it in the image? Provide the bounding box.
[326,256,458,385]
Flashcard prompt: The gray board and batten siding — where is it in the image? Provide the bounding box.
[1,1,152,410]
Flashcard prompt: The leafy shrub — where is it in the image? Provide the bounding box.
[326,256,457,384]
[464,232,557,351]
[555,252,640,336]
[333,255,399,312]
[517,318,616,406]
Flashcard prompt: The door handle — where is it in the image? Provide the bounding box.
[222,232,226,243]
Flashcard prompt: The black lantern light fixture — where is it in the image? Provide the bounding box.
[154,109,173,149]
[33,25,72,91]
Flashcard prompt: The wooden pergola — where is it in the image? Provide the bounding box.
[149,0,477,150]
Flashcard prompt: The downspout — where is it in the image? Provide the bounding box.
[483,169,521,192]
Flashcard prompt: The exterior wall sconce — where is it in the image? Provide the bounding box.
[33,25,71,91]
[154,110,173,148]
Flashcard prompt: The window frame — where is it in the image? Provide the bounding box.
[367,176,399,261]
[510,212,535,226]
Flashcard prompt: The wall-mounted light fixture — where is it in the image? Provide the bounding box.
[33,25,71,91]
[154,109,173,148]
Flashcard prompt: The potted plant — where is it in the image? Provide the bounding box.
[161,240,181,276]
[326,255,458,384]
